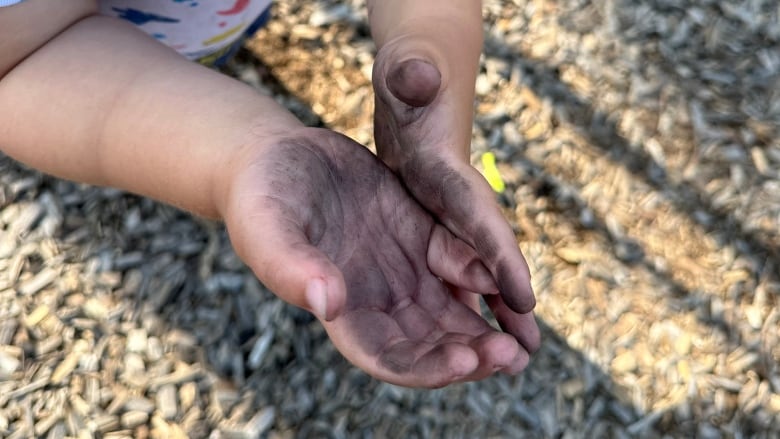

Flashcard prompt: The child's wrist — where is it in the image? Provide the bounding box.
[212,119,305,222]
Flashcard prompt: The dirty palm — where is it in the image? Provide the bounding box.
[225,129,539,387]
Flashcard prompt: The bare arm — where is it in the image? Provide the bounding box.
[0,0,301,218]
[0,1,538,385]
[1,1,538,385]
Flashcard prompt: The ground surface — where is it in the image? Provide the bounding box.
[1,0,779,437]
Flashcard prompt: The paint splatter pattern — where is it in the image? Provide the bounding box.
[101,0,272,64]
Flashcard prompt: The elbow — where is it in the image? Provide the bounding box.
[0,0,99,80]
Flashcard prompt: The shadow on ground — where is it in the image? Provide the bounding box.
[1,160,646,437]
[2,0,779,437]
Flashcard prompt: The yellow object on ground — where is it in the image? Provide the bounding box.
[480,152,505,193]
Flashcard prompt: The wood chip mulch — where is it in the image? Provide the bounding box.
[1,0,778,437]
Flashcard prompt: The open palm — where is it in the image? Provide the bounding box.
[222,128,531,387]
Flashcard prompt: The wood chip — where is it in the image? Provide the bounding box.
[18,268,58,296]
[120,411,149,429]
[156,384,178,421]
[2,1,779,436]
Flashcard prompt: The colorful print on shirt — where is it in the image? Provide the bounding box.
[101,0,272,64]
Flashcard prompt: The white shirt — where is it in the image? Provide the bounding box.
[0,0,272,64]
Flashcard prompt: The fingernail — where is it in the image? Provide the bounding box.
[387,59,441,107]
[305,278,328,320]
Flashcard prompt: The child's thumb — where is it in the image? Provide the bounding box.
[385,58,442,108]
[230,217,346,321]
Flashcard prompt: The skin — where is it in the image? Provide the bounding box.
[224,128,531,386]
[368,0,540,351]
[0,0,540,387]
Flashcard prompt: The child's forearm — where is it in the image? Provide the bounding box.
[0,14,301,219]
[367,0,483,159]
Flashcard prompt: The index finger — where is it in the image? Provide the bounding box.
[439,162,536,313]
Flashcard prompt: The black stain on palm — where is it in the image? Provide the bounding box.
[267,131,447,372]
[344,310,405,357]
[341,258,393,311]
[261,130,532,381]
[378,340,418,374]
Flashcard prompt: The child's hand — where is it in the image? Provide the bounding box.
[372,46,541,357]
[220,128,534,387]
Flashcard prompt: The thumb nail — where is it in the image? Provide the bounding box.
[386,59,441,108]
[305,278,328,320]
